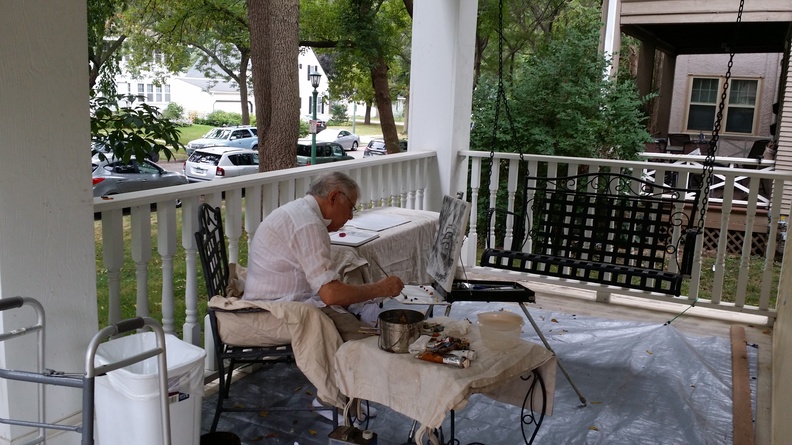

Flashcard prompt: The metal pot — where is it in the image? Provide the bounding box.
[378,309,424,353]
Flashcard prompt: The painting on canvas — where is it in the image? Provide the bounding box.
[427,195,471,292]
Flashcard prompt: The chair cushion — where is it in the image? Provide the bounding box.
[214,310,291,347]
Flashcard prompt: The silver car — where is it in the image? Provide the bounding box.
[315,129,361,151]
[92,155,188,198]
[186,126,258,155]
[184,146,259,182]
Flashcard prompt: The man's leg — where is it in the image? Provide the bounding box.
[320,306,374,342]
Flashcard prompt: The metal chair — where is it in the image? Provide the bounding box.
[745,139,771,160]
[666,133,691,153]
[739,139,773,198]
[195,203,337,432]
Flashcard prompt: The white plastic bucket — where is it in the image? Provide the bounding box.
[477,311,524,350]
[94,332,206,445]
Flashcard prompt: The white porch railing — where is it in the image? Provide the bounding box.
[93,149,788,354]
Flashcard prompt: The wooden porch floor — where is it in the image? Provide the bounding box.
[201,278,773,445]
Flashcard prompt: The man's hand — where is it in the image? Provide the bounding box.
[379,275,405,298]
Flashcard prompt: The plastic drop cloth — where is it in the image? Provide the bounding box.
[437,300,758,445]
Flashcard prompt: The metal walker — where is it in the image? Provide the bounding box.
[0,296,172,445]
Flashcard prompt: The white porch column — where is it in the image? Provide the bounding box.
[409,0,478,210]
[599,0,621,78]
[1,2,97,444]
[772,41,792,444]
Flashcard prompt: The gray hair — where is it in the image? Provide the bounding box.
[308,172,359,198]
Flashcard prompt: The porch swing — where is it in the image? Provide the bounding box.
[478,0,746,298]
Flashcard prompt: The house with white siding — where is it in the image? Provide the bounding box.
[113,47,330,122]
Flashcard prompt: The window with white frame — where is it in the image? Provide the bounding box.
[686,76,760,134]
[135,83,170,103]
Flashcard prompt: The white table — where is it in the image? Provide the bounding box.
[331,207,440,285]
[333,317,556,444]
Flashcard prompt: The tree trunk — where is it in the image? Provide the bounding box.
[248,0,300,172]
[474,33,488,88]
[364,101,372,124]
[402,93,409,136]
[238,50,251,125]
[371,59,400,154]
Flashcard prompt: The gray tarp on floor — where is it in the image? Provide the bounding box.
[202,298,758,445]
[442,300,758,445]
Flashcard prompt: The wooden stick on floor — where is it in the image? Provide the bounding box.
[731,325,755,445]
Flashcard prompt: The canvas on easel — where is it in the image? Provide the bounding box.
[427,195,471,293]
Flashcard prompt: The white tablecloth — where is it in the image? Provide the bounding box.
[331,207,440,285]
[334,316,557,440]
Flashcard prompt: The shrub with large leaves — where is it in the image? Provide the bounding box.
[90,94,183,163]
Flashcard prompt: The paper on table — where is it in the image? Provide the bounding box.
[329,229,379,247]
[344,212,410,231]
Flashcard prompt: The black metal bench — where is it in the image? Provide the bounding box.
[480,172,702,296]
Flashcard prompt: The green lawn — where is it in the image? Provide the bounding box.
[178,124,213,144]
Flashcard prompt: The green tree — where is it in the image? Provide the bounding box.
[301,0,411,153]
[473,0,601,88]
[88,0,185,162]
[88,0,128,94]
[470,11,651,160]
[122,0,253,124]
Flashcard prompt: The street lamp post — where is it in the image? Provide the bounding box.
[309,71,321,166]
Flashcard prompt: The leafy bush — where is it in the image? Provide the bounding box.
[330,103,348,124]
[299,119,309,137]
[195,110,244,126]
[90,93,183,162]
[162,102,184,121]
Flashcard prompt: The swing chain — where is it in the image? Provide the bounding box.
[487,0,521,185]
[697,0,745,234]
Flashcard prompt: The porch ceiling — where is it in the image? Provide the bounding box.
[622,22,790,55]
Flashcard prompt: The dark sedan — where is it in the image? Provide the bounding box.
[296,140,354,166]
[362,138,408,157]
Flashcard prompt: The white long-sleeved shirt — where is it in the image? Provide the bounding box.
[243,195,339,306]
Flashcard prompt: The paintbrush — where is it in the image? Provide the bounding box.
[369,257,408,303]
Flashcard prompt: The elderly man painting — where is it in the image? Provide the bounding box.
[243,171,404,338]
[208,171,402,414]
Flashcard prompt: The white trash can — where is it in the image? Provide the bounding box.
[95,331,206,445]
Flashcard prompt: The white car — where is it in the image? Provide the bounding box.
[186,125,258,155]
[183,147,259,182]
[315,129,361,151]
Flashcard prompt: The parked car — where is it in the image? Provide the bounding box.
[92,155,188,198]
[315,129,361,151]
[183,146,260,182]
[296,140,354,166]
[363,138,408,157]
[92,141,162,163]
[186,125,258,155]
[302,115,327,132]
